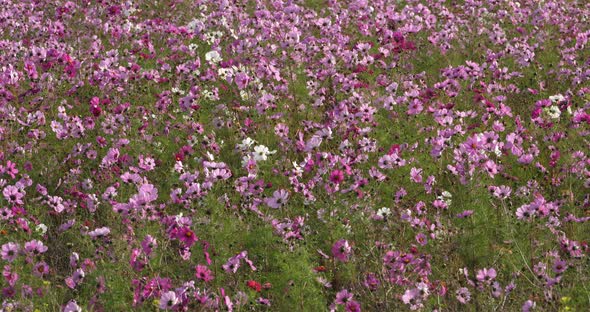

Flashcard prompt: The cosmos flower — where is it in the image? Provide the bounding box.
[195,264,214,282]
[522,300,536,312]
[205,50,222,63]
[455,287,471,304]
[33,261,49,278]
[335,289,353,305]
[24,240,48,255]
[252,145,276,162]
[331,239,352,262]
[3,185,24,205]
[266,189,289,209]
[552,260,567,274]
[476,268,497,283]
[159,291,179,310]
[329,170,344,184]
[376,207,391,219]
[63,300,82,312]
[88,227,111,238]
[1,243,19,263]
[174,226,198,247]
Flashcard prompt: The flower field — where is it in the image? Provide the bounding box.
[0,0,590,311]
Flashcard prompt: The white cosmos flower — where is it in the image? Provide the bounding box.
[240,90,250,100]
[237,138,255,150]
[549,94,565,103]
[252,145,276,162]
[293,161,303,176]
[188,43,198,51]
[438,191,452,206]
[377,207,391,218]
[494,145,502,157]
[241,155,252,167]
[205,50,221,63]
[36,223,48,235]
[544,105,561,119]
[217,67,233,80]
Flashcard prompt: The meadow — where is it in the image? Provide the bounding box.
[0,0,589,311]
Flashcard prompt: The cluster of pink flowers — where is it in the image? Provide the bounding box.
[0,0,588,311]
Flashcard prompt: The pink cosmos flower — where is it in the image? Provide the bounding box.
[47,196,65,213]
[522,300,536,312]
[552,259,567,274]
[410,167,423,183]
[415,233,428,246]
[222,251,256,273]
[455,287,471,304]
[141,235,157,256]
[266,189,289,209]
[88,227,111,238]
[476,268,497,283]
[24,240,48,255]
[235,72,249,89]
[0,161,18,179]
[401,288,422,308]
[159,291,179,310]
[363,273,380,291]
[3,185,24,205]
[195,264,214,282]
[33,261,49,278]
[335,289,353,305]
[2,265,18,287]
[63,300,82,312]
[1,243,19,262]
[331,239,352,262]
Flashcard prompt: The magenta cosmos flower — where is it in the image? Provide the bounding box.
[329,170,344,184]
[175,226,198,247]
[195,264,214,282]
[331,239,352,262]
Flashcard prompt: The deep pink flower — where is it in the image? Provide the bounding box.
[332,239,352,262]
[195,264,214,282]
[175,226,198,247]
[329,170,344,184]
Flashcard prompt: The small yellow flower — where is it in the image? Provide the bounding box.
[152,299,160,308]
[561,296,571,304]
[42,280,51,286]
